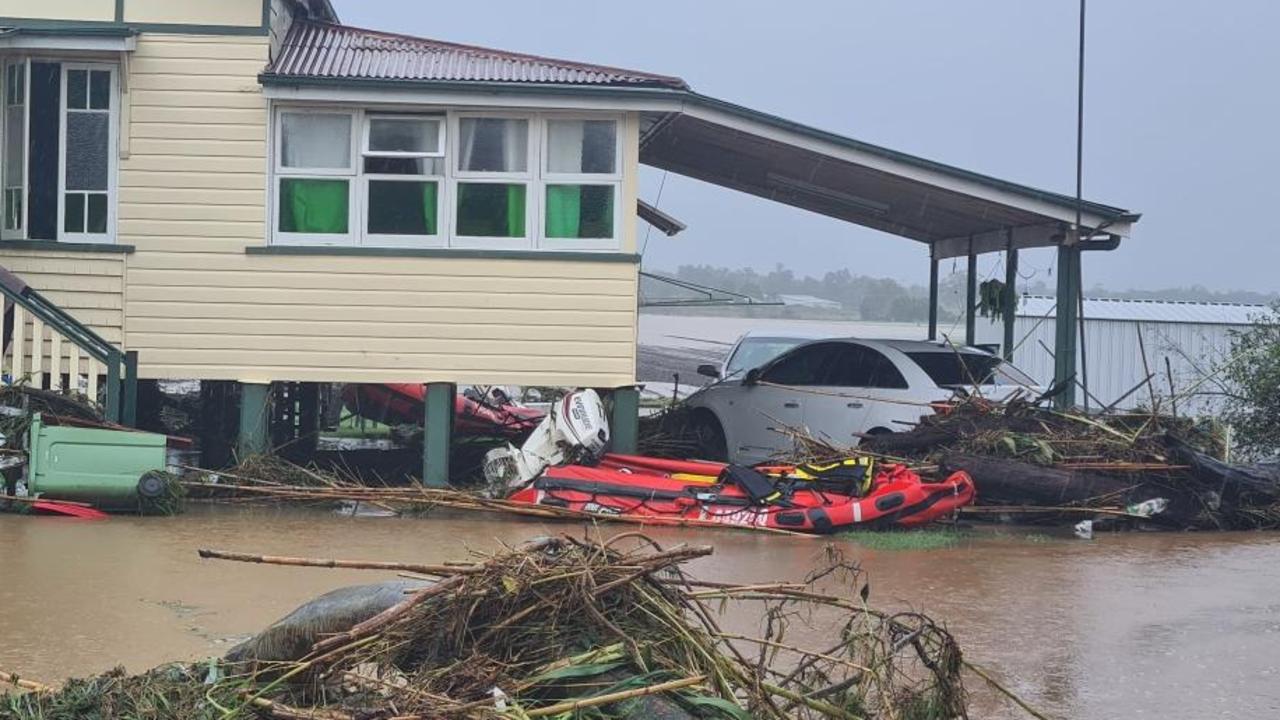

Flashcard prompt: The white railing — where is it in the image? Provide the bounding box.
[4,304,104,401]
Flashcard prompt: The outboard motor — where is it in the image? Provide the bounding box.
[483,389,610,494]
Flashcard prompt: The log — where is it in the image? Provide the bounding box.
[940,454,1135,506]
[197,548,480,576]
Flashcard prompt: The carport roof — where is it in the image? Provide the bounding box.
[260,23,1139,259]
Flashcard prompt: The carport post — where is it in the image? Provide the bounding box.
[1053,243,1081,408]
[926,250,939,341]
[1003,229,1018,361]
[237,381,271,458]
[423,382,455,488]
[610,386,640,454]
[964,237,977,346]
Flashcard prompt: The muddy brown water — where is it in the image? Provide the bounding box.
[1,506,1278,719]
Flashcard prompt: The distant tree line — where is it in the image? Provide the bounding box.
[643,264,1279,322]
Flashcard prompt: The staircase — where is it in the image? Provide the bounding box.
[0,265,137,425]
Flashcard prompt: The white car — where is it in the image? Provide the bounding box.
[686,337,1038,464]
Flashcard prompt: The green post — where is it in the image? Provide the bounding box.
[237,382,271,458]
[1003,231,1018,361]
[105,348,121,423]
[610,386,640,455]
[1053,243,1081,409]
[122,350,138,427]
[423,382,455,488]
[964,239,977,346]
[926,251,939,341]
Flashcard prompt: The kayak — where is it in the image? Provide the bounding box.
[508,456,974,534]
[341,384,544,438]
[31,500,109,519]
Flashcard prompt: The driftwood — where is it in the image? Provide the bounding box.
[940,454,1134,506]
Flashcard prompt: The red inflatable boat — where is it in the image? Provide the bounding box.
[342,384,543,438]
[507,455,974,534]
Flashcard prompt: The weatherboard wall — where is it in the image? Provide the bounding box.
[118,33,640,386]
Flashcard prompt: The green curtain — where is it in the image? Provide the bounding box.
[282,179,348,234]
[505,185,526,237]
[545,185,582,238]
[422,182,438,235]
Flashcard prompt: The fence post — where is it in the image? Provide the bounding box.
[123,350,138,427]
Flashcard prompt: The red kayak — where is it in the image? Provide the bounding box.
[508,456,974,534]
[31,500,109,519]
[342,384,544,438]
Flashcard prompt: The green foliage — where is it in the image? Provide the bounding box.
[841,528,970,551]
[1221,303,1280,458]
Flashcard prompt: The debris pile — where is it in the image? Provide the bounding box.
[845,399,1280,530]
[3,535,968,719]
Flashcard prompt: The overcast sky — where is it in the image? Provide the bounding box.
[337,0,1279,294]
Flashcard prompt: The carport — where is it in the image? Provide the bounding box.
[637,92,1139,409]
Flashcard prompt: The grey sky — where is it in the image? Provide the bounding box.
[336,0,1280,293]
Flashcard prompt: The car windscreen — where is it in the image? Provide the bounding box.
[906,351,1031,388]
[725,337,808,377]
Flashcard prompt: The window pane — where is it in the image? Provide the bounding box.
[64,192,84,233]
[368,118,440,154]
[281,113,352,169]
[65,112,109,192]
[66,69,87,110]
[89,70,110,110]
[456,183,525,237]
[363,156,443,176]
[547,120,616,174]
[368,180,438,236]
[5,64,24,105]
[279,178,349,234]
[545,185,614,239]
[86,193,107,233]
[3,188,21,231]
[458,118,527,173]
[4,105,23,186]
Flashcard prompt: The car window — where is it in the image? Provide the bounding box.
[825,345,908,389]
[906,351,1023,388]
[725,337,808,376]
[760,342,843,386]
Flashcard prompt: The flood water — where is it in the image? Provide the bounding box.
[2,506,1278,719]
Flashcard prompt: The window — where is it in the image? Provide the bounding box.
[725,337,808,377]
[542,119,620,248]
[760,343,844,386]
[906,351,1031,388]
[275,111,355,243]
[363,116,444,246]
[270,108,623,251]
[826,345,908,389]
[454,116,531,246]
[1,59,117,243]
[2,62,25,237]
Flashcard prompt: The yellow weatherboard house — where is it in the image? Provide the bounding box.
[0,1,1137,483]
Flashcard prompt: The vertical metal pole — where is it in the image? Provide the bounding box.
[1003,229,1018,361]
[927,249,939,341]
[964,237,977,346]
[1074,0,1090,412]
[423,382,455,488]
[1054,243,1080,408]
[122,350,138,427]
[610,386,640,454]
[237,381,271,457]
[105,348,121,423]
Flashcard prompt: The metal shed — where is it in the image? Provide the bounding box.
[977,296,1268,414]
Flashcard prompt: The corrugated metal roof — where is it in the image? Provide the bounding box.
[265,21,688,89]
[1017,295,1269,325]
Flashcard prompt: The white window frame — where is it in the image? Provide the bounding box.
[537,113,623,251]
[271,108,359,246]
[361,113,447,248]
[1,58,30,241]
[450,112,535,250]
[57,62,119,244]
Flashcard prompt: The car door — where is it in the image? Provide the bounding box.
[802,343,913,443]
[733,343,841,464]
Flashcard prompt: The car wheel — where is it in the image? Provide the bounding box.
[690,412,728,462]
